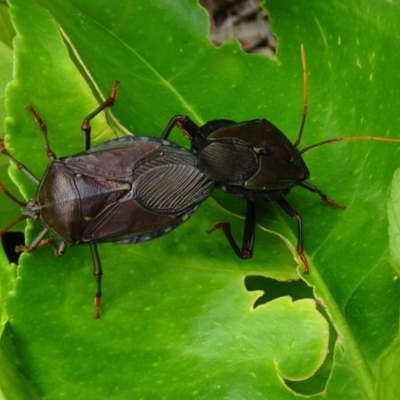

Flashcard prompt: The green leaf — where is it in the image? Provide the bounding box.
[388,169,400,276]
[0,0,399,399]
[0,0,19,230]
[0,307,41,400]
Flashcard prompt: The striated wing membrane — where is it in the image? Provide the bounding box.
[132,146,196,180]
[135,164,214,213]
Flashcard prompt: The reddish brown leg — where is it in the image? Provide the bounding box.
[299,181,345,209]
[80,82,119,318]
[90,244,103,319]
[81,80,119,151]
[207,201,256,259]
[160,115,190,140]
[276,197,308,274]
[15,228,66,256]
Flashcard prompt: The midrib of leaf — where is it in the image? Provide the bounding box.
[307,266,375,400]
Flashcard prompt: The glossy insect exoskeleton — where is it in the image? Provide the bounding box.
[0,82,214,317]
[160,46,400,273]
[160,116,330,273]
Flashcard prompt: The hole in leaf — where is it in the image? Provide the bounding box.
[199,0,277,55]
[245,275,337,395]
[284,303,337,396]
[245,275,314,308]
[2,231,24,264]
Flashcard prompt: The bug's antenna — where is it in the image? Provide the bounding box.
[300,135,400,154]
[0,215,28,236]
[0,182,29,236]
[293,44,308,148]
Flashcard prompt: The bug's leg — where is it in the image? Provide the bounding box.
[276,197,308,274]
[16,237,65,260]
[299,181,345,209]
[15,227,48,252]
[81,80,119,151]
[16,239,54,253]
[0,139,40,184]
[26,105,56,161]
[207,200,256,259]
[160,115,195,140]
[80,82,118,318]
[15,228,65,256]
[90,244,103,319]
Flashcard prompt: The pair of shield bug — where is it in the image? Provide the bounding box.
[1,46,399,317]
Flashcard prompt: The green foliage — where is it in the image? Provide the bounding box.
[0,0,399,399]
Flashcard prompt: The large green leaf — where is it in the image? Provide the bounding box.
[0,0,399,399]
[0,0,18,230]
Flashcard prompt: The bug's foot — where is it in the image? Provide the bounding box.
[323,196,346,210]
[298,252,309,274]
[241,250,253,259]
[206,222,227,235]
[15,245,32,253]
[94,295,101,319]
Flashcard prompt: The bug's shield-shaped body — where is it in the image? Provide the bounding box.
[35,136,214,245]
[191,119,310,200]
